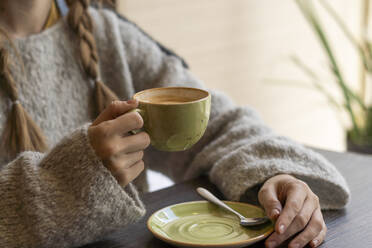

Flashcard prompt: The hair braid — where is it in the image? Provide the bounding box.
[67,0,119,115]
[0,47,48,159]
[0,0,117,159]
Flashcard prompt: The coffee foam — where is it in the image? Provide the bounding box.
[145,95,194,104]
[135,87,208,104]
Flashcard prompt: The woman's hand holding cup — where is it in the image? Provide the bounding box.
[88,100,151,187]
[88,87,211,186]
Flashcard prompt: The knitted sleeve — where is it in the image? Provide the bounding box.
[0,123,145,248]
[110,10,350,210]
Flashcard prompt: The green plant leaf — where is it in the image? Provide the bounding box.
[295,0,361,134]
[319,0,372,72]
[290,56,343,111]
[319,0,372,107]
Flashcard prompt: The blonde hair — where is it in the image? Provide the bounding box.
[0,0,119,160]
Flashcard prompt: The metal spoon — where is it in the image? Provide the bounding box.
[196,187,270,226]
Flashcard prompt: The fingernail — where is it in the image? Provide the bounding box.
[266,240,276,248]
[127,99,137,104]
[278,224,285,234]
[312,239,319,247]
[271,209,280,218]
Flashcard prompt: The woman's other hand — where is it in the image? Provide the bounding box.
[258,174,326,248]
[88,100,151,187]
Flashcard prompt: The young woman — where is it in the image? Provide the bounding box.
[0,1,349,248]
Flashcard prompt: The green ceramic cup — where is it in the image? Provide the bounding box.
[132,87,211,152]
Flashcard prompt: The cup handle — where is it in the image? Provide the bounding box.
[129,108,146,135]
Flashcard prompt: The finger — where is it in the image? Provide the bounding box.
[310,223,327,248]
[258,184,282,220]
[92,99,138,126]
[291,196,318,231]
[265,197,316,248]
[106,109,144,135]
[119,160,145,186]
[95,132,150,159]
[120,131,151,153]
[110,150,144,169]
[276,182,307,234]
[288,208,325,248]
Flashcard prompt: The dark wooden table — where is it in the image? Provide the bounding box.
[82,149,372,247]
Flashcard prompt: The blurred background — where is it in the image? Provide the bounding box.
[116,0,369,189]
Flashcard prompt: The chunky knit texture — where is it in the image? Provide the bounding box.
[0,7,350,248]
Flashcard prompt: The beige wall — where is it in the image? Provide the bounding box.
[117,0,363,152]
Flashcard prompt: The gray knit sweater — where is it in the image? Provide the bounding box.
[0,7,349,248]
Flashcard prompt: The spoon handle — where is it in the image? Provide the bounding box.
[196,187,246,220]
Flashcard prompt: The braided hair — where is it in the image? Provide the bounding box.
[0,0,119,160]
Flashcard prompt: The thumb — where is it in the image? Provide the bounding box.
[258,184,282,220]
[92,99,138,126]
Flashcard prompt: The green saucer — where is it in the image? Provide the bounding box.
[147,201,274,248]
